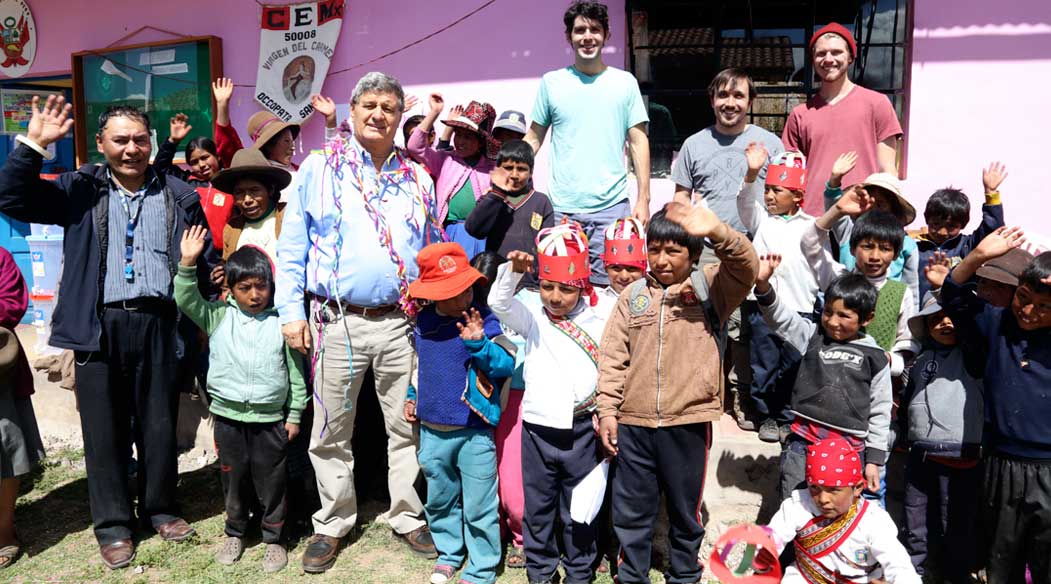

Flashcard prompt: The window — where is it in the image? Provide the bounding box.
[628,0,910,177]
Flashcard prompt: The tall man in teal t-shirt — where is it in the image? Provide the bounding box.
[524,0,650,286]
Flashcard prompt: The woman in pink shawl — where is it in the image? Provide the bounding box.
[0,246,44,569]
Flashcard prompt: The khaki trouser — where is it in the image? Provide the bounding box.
[308,305,425,537]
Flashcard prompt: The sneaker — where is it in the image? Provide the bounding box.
[779,423,793,444]
[261,543,287,573]
[430,564,456,584]
[214,537,244,565]
[758,419,780,443]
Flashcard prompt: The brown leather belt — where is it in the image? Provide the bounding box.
[310,293,398,317]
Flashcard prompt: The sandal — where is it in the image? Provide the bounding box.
[0,543,21,569]
[506,545,526,569]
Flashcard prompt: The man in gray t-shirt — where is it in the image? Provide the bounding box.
[671,69,784,233]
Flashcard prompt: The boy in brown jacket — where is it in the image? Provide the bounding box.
[596,202,757,583]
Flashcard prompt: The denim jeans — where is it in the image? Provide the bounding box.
[418,425,500,584]
[554,199,631,286]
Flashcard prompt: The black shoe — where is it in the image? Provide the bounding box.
[758,419,780,443]
[779,423,793,444]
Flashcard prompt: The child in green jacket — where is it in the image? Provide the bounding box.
[176,225,307,573]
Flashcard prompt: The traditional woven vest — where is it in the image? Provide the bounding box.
[865,280,905,351]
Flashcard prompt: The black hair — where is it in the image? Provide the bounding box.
[707,68,757,102]
[824,273,878,321]
[924,188,970,225]
[470,251,505,306]
[402,114,426,145]
[1019,251,1051,295]
[850,210,905,256]
[647,209,704,258]
[225,246,275,303]
[563,1,609,36]
[496,139,534,170]
[185,136,219,165]
[97,105,151,135]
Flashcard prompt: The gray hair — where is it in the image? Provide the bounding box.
[350,72,405,111]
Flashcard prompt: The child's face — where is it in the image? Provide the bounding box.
[926,311,957,346]
[1011,283,1051,331]
[539,279,582,317]
[453,129,481,159]
[925,216,964,245]
[187,147,219,181]
[233,178,272,220]
[763,185,802,216]
[231,276,271,315]
[977,277,1016,308]
[434,288,474,317]
[404,121,434,147]
[863,186,905,225]
[498,160,532,192]
[605,264,644,294]
[808,483,864,518]
[852,237,896,278]
[492,128,525,144]
[821,298,871,342]
[647,240,696,287]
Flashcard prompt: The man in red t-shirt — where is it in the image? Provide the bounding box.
[782,23,903,217]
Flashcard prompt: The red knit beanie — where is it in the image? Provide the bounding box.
[810,23,857,58]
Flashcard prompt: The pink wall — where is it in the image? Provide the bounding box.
[17,0,627,181]
[906,0,1051,241]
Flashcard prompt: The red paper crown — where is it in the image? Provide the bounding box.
[709,524,782,584]
[536,224,591,285]
[766,151,808,192]
[602,217,647,269]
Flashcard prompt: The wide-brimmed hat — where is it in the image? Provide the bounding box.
[211,148,293,194]
[247,111,301,151]
[858,172,916,226]
[444,101,500,160]
[493,110,527,136]
[408,242,485,301]
[976,248,1035,287]
[908,294,947,341]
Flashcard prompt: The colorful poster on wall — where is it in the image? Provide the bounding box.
[0,0,35,78]
[1,88,34,133]
[255,0,344,123]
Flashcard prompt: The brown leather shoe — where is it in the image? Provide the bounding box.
[155,518,196,542]
[301,534,341,573]
[395,525,437,558]
[100,539,135,569]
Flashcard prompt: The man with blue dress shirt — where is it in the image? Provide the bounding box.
[276,71,440,573]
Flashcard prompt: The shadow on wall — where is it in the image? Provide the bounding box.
[713,449,781,523]
[914,0,1051,62]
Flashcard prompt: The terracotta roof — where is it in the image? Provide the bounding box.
[642,28,795,72]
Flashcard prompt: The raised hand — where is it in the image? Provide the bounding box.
[311,94,336,120]
[924,251,951,290]
[756,253,782,286]
[974,226,1025,261]
[457,308,486,341]
[428,93,445,115]
[26,95,74,147]
[506,251,535,274]
[447,103,464,120]
[169,113,192,143]
[212,77,234,104]
[983,161,1008,194]
[744,142,768,174]
[210,263,226,287]
[664,201,724,239]
[405,94,420,111]
[834,185,873,217]
[830,151,858,187]
[179,225,208,267]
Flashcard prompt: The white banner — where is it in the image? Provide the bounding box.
[255,0,344,122]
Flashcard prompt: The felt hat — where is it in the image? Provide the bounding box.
[908,294,947,341]
[806,439,862,487]
[246,111,301,151]
[977,248,1035,287]
[766,151,808,192]
[408,242,485,301]
[444,101,500,160]
[858,172,916,226]
[493,110,527,136]
[536,223,591,287]
[811,23,857,58]
[210,148,292,194]
[602,218,647,269]
[708,524,783,584]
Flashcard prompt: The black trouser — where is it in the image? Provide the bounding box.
[612,422,711,584]
[902,449,980,583]
[521,417,599,584]
[74,306,181,545]
[214,415,288,544]
[982,454,1051,584]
